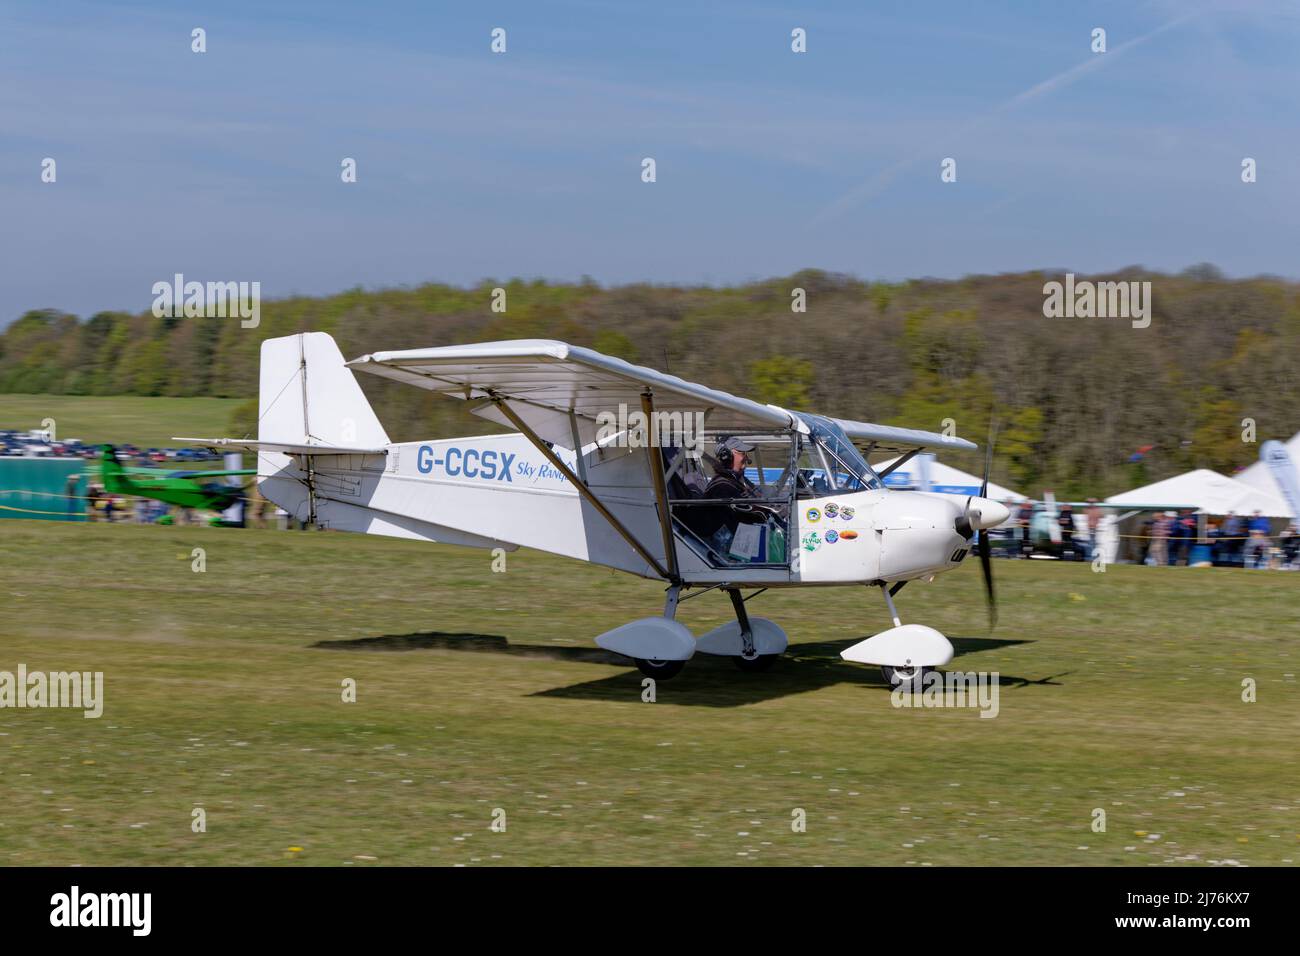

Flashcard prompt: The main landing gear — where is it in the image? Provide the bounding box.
[632,584,690,680]
[608,584,788,681]
[635,658,686,680]
[726,588,778,673]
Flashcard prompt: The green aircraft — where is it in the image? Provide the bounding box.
[93,444,255,513]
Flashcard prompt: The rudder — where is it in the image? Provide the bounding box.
[258,332,389,448]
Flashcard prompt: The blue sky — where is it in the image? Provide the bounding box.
[2,0,1298,322]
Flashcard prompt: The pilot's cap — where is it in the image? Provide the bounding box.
[718,436,756,456]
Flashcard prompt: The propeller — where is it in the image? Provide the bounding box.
[952,421,1000,630]
[977,420,998,630]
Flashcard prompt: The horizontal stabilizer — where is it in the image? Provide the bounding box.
[167,469,257,479]
[174,437,387,457]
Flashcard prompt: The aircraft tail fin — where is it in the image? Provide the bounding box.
[98,444,131,493]
[256,332,390,449]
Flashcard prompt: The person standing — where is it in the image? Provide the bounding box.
[1017,501,1034,558]
[1174,509,1196,566]
[1085,498,1102,561]
[1135,515,1151,564]
[1281,522,1299,569]
[1244,510,1271,569]
[1149,512,1173,566]
[1222,511,1243,567]
[1058,504,1076,559]
[64,472,80,518]
[1207,519,1223,565]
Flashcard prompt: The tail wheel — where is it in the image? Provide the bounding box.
[635,658,685,680]
[732,654,778,673]
[880,664,934,689]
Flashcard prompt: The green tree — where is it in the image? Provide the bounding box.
[749,355,814,408]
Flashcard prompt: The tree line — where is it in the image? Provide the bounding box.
[2,266,1297,499]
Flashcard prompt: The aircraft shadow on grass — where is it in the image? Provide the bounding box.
[312,631,1057,707]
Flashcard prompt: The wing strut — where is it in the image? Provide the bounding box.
[489,394,672,581]
[877,447,922,479]
[640,390,681,582]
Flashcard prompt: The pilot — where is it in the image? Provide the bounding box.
[706,437,758,502]
[699,437,768,553]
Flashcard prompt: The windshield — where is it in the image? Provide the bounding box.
[795,414,883,492]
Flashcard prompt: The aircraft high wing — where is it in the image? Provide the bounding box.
[345,339,793,450]
[345,339,977,457]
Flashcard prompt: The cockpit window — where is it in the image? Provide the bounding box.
[795,413,883,492]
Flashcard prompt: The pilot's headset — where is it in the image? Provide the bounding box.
[715,438,754,474]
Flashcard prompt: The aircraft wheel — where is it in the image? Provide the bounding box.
[635,658,685,680]
[880,664,934,689]
[732,654,778,673]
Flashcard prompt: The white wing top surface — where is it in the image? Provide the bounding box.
[347,339,792,448]
[347,338,981,456]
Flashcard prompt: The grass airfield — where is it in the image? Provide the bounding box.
[0,394,244,449]
[1,520,1296,866]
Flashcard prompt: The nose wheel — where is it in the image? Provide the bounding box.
[880,663,933,688]
[872,584,938,687]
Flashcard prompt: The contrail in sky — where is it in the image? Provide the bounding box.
[809,12,1201,227]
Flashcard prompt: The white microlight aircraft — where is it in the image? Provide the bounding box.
[182,333,1008,683]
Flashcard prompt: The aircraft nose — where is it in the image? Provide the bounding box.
[968,497,1010,530]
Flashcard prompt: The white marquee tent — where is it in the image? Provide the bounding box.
[1104,468,1291,517]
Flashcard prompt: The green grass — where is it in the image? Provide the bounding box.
[1,520,1296,866]
[0,394,247,448]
